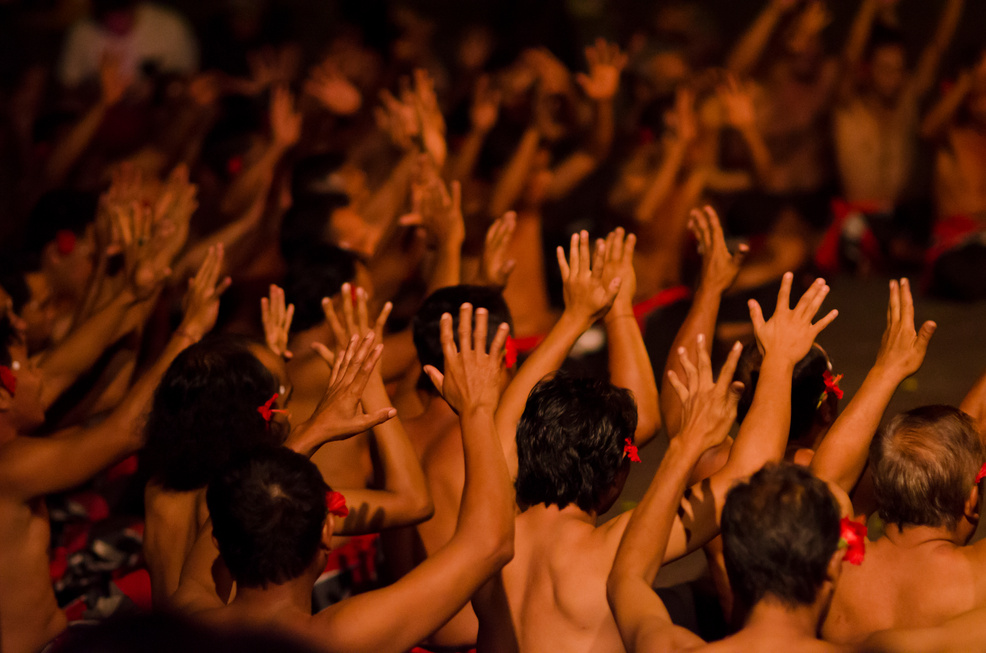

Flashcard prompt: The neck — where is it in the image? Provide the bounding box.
[291,324,335,351]
[230,573,316,617]
[744,595,826,641]
[0,417,18,445]
[520,501,597,526]
[883,522,968,548]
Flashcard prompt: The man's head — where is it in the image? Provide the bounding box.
[736,342,834,445]
[871,405,985,533]
[515,372,637,514]
[283,243,359,333]
[207,446,329,589]
[0,313,45,436]
[141,336,285,492]
[412,285,513,393]
[721,463,841,611]
[866,27,908,102]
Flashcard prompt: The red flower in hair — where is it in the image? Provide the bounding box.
[0,366,16,396]
[55,230,77,256]
[227,156,244,176]
[839,517,867,565]
[975,462,986,485]
[326,490,349,518]
[623,438,641,463]
[504,335,517,370]
[257,393,287,424]
[823,370,844,400]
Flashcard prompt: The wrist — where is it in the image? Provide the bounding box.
[559,308,595,333]
[604,308,636,325]
[175,324,203,344]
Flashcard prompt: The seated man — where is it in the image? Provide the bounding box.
[474,271,838,653]
[172,305,515,653]
[0,249,227,653]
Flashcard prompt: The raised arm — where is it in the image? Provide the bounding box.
[315,305,514,653]
[920,67,974,140]
[494,230,622,476]
[0,245,230,501]
[717,74,776,190]
[909,0,965,101]
[839,0,884,101]
[607,340,743,653]
[448,75,500,184]
[662,205,748,438]
[634,87,697,224]
[727,0,797,75]
[601,228,661,445]
[489,127,541,219]
[811,278,935,494]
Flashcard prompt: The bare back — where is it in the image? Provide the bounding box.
[0,494,67,653]
[823,535,986,644]
[143,482,207,605]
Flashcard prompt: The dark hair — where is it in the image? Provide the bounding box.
[283,244,358,332]
[411,285,513,393]
[865,23,906,63]
[24,189,98,255]
[871,405,985,531]
[735,342,829,443]
[0,313,17,366]
[0,262,31,315]
[140,336,285,491]
[721,463,841,610]
[279,194,352,260]
[207,446,329,589]
[515,373,637,512]
[92,0,137,20]
[291,152,348,199]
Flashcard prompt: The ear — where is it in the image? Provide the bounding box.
[963,485,980,525]
[818,392,839,426]
[826,547,843,586]
[0,385,12,412]
[320,515,335,551]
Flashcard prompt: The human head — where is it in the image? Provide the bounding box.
[735,342,834,444]
[0,313,45,436]
[411,285,513,393]
[0,259,56,354]
[92,0,138,35]
[870,405,985,532]
[140,336,286,492]
[207,446,329,589]
[721,463,841,610]
[514,372,637,514]
[25,190,98,300]
[866,27,907,102]
[283,243,358,333]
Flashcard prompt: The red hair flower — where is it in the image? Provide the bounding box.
[818,370,844,407]
[623,438,641,463]
[326,490,349,518]
[839,517,867,565]
[504,335,517,370]
[257,393,287,424]
[0,366,16,396]
[226,156,244,176]
[975,462,986,485]
[55,230,77,256]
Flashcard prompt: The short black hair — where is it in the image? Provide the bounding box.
[140,336,285,491]
[24,189,98,255]
[291,152,348,199]
[721,463,841,610]
[871,405,985,530]
[515,373,637,513]
[735,342,829,443]
[207,446,329,589]
[411,285,513,393]
[283,243,358,333]
[0,313,17,366]
[865,23,906,62]
[0,261,31,315]
[279,193,352,260]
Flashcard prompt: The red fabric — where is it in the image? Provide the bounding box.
[410,648,477,653]
[112,569,152,611]
[504,335,517,369]
[0,366,16,395]
[927,214,984,265]
[815,199,884,273]
[321,534,380,585]
[55,230,77,256]
[631,285,691,330]
[105,455,138,481]
[510,334,545,355]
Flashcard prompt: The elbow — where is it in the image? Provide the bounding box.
[411,492,435,523]
[479,518,515,572]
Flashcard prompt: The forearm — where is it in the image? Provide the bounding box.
[490,128,540,218]
[457,406,513,553]
[843,0,881,72]
[364,152,418,229]
[588,99,615,160]
[635,142,686,224]
[727,2,785,75]
[662,287,723,437]
[738,125,775,190]
[960,367,986,434]
[811,368,900,493]
[220,142,284,217]
[44,101,108,186]
[921,73,970,140]
[725,354,793,474]
[448,128,490,184]
[426,234,464,295]
[912,0,965,98]
[605,309,660,445]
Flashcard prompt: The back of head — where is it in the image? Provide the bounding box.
[207,446,328,589]
[283,243,358,332]
[722,463,840,610]
[515,372,637,513]
[735,342,830,443]
[279,193,352,260]
[140,336,284,492]
[291,152,348,199]
[871,405,984,531]
[411,285,513,392]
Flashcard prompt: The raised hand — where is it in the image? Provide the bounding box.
[270,86,302,150]
[178,244,231,342]
[476,211,517,289]
[307,332,395,441]
[557,230,622,324]
[150,164,197,270]
[261,284,295,360]
[716,73,757,130]
[99,50,133,107]
[321,283,393,353]
[400,170,465,246]
[304,61,362,116]
[690,205,748,295]
[600,227,637,315]
[749,272,838,363]
[575,39,628,102]
[524,48,572,95]
[375,80,419,150]
[667,336,745,453]
[413,68,447,168]
[423,303,509,415]
[873,278,936,380]
[470,74,501,133]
